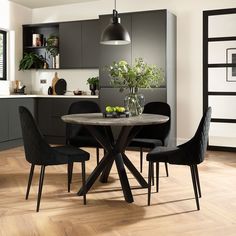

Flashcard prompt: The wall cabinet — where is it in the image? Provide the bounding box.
[81,20,100,68]
[22,19,99,69]
[59,22,82,69]
[23,24,59,69]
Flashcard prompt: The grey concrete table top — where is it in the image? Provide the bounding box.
[61,113,169,126]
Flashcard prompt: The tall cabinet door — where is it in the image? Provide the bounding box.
[132,10,166,70]
[59,22,82,69]
[99,14,132,87]
[82,20,100,68]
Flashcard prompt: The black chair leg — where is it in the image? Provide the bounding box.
[96,147,99,166]
[194,165,201,198]
[140,147,143,173]
[67,162,73,192]
[26,164,35,200]
[156,162,159,192]
[190,165,200,210]
[151,162,154,186]
[165,162,169,177]
[36,165,45,212]
[148,162,152,206]
[81,161,86,205]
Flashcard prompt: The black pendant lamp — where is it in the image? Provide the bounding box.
[100,0,130,45]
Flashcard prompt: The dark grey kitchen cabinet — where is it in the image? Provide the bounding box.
[99,14,132,87]
[37,98,100,144]
[82,20,100,68]
[59,20,99,69]
[0,98,35,150]
[37,98,52,136]
[8,98,35,140]
[131,10,176,145]
[0,99,9,142]
[59,21,83,69]
[132,10,166,69]
[37,98,80,138]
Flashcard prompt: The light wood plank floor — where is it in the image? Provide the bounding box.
[0,147,236,236]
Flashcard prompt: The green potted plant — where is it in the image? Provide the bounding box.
[46,35,59,68]
[87,76,99,95]
[107,58,164,116]
[19,52,45,70]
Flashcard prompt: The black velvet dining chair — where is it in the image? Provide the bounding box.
[66,101,102,165]
[19,106,90,212]
[146,107,212,210]
[128,102,171,176]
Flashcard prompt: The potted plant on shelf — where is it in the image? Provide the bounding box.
[87,76,99,95]
[107,58,164,116]
[46,35,59,69]
[19,52,46,70]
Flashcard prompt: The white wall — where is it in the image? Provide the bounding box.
[0,0,32,93]
[31,0,236,142]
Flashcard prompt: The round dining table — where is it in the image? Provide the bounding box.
[61,113,169,203]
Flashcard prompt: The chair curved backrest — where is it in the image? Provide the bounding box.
[179,107,212,165]
[19,106,52,165]
[66,101,101,141]
[136,102,171,145]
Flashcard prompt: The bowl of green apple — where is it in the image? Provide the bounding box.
[103,106,129,118]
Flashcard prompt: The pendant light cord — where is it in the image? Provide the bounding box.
[113,0,118,23]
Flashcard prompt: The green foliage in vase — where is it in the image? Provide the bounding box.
[19,52,45,70]
[107,58,165,92]
[46,35,59,58]
[87,76,99,87]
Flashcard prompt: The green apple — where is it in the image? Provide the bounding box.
[118,107,125,113]
[115,106,120,112]
[106,106,113,113]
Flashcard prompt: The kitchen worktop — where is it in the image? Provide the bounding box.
[0,95,99,99]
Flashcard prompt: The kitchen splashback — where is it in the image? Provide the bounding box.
[0,81,10,95]
[31,69,99,95]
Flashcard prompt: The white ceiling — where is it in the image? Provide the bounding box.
[9,0,99,9]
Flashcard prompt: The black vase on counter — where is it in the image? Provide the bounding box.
[48,86,53,95]
[89,84,96,95]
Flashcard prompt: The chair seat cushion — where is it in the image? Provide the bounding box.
[69,136,101,148]
[146,146,180,163]
[129,138,163,149]
[51,145,90,164]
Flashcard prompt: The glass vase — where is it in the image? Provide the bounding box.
[124,88,145,116]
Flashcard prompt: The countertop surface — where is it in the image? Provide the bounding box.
[0,95,99,99]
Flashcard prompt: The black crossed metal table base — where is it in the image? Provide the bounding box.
[77,125,148,203]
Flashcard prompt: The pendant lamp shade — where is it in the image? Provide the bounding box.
[100,9,131,45]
